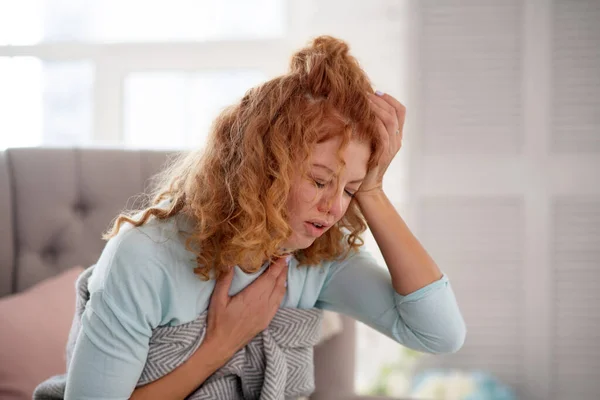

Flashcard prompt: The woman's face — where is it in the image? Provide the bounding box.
[283,136,371,251]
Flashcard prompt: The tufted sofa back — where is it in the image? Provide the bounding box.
[0,148,175,296]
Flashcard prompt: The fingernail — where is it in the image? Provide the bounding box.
[284,281,288,288]
[285,255,292,264]
[375,90,384,97]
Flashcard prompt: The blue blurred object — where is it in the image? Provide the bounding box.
[410,369,517,400]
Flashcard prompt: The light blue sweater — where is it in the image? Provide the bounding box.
[64,212,466,399]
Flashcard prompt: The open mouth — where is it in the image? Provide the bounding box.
[304,221,326,236]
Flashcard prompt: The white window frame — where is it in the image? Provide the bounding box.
[0,40,291,145]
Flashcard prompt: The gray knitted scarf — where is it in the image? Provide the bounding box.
[34,266,324,400]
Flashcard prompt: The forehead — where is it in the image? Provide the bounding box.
[310,137,370,177]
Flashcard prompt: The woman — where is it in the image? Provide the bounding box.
[61,36,465,399]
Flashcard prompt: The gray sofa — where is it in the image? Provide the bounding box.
[0,147,368,400]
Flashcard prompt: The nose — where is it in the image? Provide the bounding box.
[316,186,345,219]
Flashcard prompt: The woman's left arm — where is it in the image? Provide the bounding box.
[356,91,444,295]
[314,91,465,353]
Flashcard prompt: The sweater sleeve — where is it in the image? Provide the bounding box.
[314,246,466,354]
[65,229,169,399]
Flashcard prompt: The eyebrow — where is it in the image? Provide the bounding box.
[312,163,365,184]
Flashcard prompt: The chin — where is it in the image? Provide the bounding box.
[284,233,315,251]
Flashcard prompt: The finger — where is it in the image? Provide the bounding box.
[374,118,390,158]
[369,94,395,121]
[212,267,234,304]
[246,256,289,294]
[370,92,396,117]
[379,92,407,128]
[370,103,395,134]
[374,92,406,144]
[267,256,291,279]
[369,94,397,133]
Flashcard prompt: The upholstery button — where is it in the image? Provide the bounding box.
[72,200,90,218]
[41,246,58,263]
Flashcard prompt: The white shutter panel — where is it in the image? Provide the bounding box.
[552,0,600,153]
[407,0,600,399]
[549,1,600,399]
[551,198,600,400]
[417,0,523,155]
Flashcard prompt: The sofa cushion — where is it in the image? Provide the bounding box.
[0,266,83,400]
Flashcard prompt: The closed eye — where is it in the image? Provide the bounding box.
[314,180,355,198]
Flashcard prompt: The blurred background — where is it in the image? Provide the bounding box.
[1,0,599,399]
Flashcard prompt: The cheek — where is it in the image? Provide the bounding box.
[341,199,352,215]
[286,181,319,213]
[335,199,352,223]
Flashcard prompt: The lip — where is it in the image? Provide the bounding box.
[304,221,326,237]
[306,219,331,228]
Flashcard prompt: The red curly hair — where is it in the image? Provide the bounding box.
[104,35,383,280]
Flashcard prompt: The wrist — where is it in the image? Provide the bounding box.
[355,187,386,204]
[192,336,236,369]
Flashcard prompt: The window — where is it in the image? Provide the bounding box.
[0,0,286,149]
[0,0,285,44]
[0,57,93,149]
[124,70,267,149]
